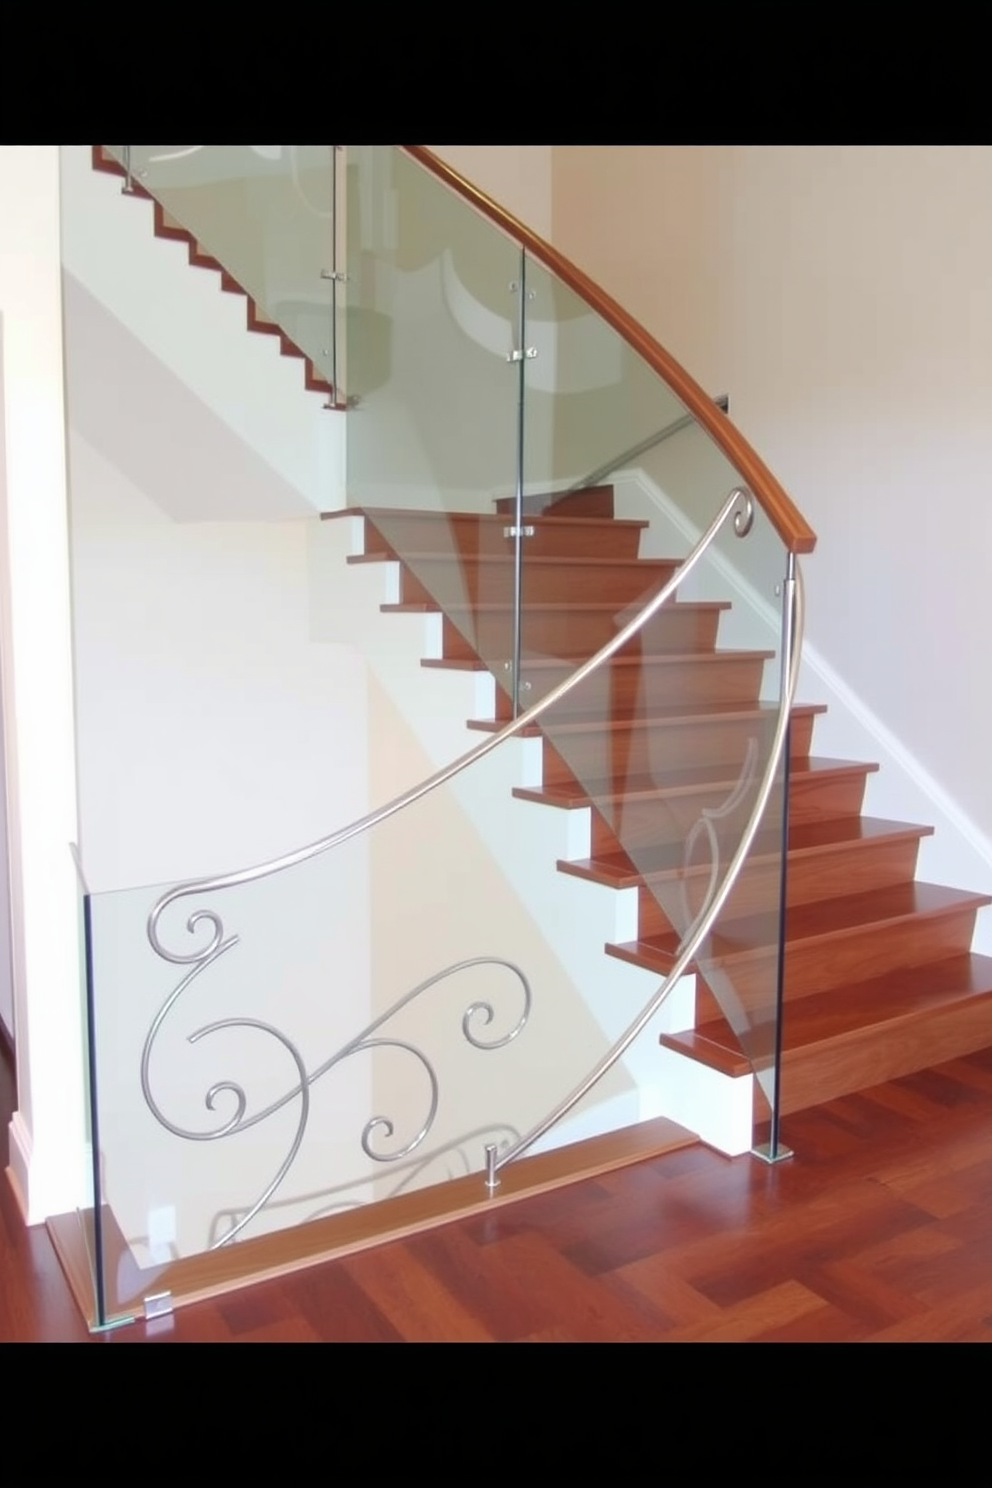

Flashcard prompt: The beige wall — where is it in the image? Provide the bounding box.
[551,146,992,857]
[553,146,730,392]
[427,146,553,240]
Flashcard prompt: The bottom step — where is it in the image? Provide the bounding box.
[660,954,992,1115]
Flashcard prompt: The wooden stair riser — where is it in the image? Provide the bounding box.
[786,909,979,999]
[634,832,926,937]
[397,556,681,609]
[493,653,772,723]
[431,605,727,668]
[595,789,779,859]
[493,486,616,520]
[664,954,992,1115]
[611,899,983,1007]
[361,513,648,563]
[785,764,878,826]
[446,604,695,661]
[589,762,875,858]
[540,708,820,789]
[440,612,736,667]
[784,904,982,1000]
[700,905,983,1010]
[774,994,992,1114]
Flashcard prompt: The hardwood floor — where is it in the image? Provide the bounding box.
[4,1036,992,1341]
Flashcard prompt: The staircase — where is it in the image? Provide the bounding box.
[352,483,992,1127]
[88,143,992,1142]
[91,147,337,403]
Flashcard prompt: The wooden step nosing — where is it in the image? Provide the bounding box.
[349,507,651,532]
[559,821,933,891]
[512,757,883,813]
[378,553,680,572]
[679,963,992,1072]
[610,887,992,973]
[477,703,826,734]
[467,703,825,736]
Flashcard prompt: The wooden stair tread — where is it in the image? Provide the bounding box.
[351,552,677,573]
[778,953,992,1045]
[529,648,771,669]
[428,644,764,675]
[512,756,881,811]
[339,506,650,534]
[609,882,992,974]
[659,1029,754,1078]
[661,954,992,1072]
[385,600,684,616]
[492,484,616,518]
[561,816,934,890]
[432,648,772,673]
[467,701,826,735]
[422,615,733,672]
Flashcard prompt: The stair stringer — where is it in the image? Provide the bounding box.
[614,457,992,953]
[307,516,759,1153]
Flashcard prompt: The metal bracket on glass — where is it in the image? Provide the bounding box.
[320,269,348,283]
[484,1143,500,1194]
[751,1140,794,1165]
[502,663,532,706]
[503,525,534,539]
[507,348,538,363]
[144,1290,174,1319]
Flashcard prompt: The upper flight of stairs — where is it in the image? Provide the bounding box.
[91,146,337,403]
[352,484,992,1123]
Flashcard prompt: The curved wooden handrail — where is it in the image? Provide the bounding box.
[403,145,816,556]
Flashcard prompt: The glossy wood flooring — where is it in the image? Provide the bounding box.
[4,1036,992,1341]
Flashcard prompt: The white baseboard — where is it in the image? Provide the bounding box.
[7,1110,90,1225]
[7,1111,31,1221]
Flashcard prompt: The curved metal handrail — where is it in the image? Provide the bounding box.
[402,145,816,557]
[147,485,758,954]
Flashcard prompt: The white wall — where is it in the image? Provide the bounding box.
[67,431,368,890]
[0,147,87,1221]
[553,145,992,917]
[722,148,992,854]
